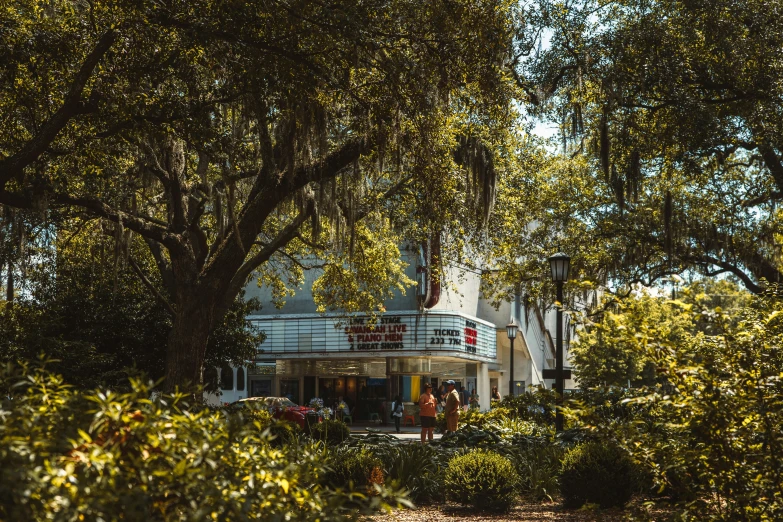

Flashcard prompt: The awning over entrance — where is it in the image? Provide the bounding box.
[247,310,497,363]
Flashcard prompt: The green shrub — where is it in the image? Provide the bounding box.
[343,433,447,502]
[511,443,564,501]
[435,411,447,433]
[381,443,446,503]
[566,287,783,520]
[444,449,519,512]
[325,447,385,492]
[226,402,274,429]
[267,419,302,447]
[559,441,636,509]
[480,406,515,424]
[484,417,548,440]
[310,418,351,445]
[501,388,556,425]
[435,406,520,434]
[456,407,483,427]
[0,362,407,520]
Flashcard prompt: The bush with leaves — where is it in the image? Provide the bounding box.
[0,362,407,521]
[559,441,636,509]
[325,446,385,494]
[267,419,303,447]
[435,402,549,435]
[510,442,565,502]
[568,285,783,519]
[374,442,448,503]
[310,418,351,446]
[225,401,274,428]
[570,291,694,388]
[443,449,519,512]
[500,387,557,425]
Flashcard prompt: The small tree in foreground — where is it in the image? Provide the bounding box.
[0,361,408,521]
[568,285,783,520]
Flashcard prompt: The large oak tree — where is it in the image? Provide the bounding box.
[0,1,520,389]
[501,0,783,295]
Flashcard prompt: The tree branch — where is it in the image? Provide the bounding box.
[0,30,117,187]
[759,144,783,192]
[205,135,373,278]
[337,174,414,222]
[57,193,180,249]
[0,189,178,249]
[143,237,176,296]
[742,191,783,208]
[225,205,314,304]
[692,254,762,294]
[128,256,176,317]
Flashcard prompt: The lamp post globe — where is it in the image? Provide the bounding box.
[506,322,518,398]
[547,252,570,432]
[548,252,571,283]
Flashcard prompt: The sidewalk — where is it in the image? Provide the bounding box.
[348,423,443,441]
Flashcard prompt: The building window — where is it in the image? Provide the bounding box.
[280,379,300,404]
[220,366,234,391]
[204,366,218,389]
[236,367,245,391]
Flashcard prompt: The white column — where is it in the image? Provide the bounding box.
[478,362,491,411]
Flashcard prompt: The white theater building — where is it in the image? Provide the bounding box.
[207,244,578,418]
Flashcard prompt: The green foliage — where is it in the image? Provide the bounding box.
[1,0,522,390]
[512,443,564,502]
[571,290,694,388]
[503,0,783,295]
[267,420,303,448]
[379,444,445,504]
[311,221,414,318]
[342,434,449,504]
[436,398,552,434]
[568,286,783,519]
[444,450,519,512]
[500,387,557,425]
[310,419,351,446]
[435,411,447,433]
[559,441,636,509]
[0,362,408,520]
[345,428,563,506]
[231,402,273,425]
[459,406,514,428]
[325,447,385,493]
[484,417,547,439]
[0,224,260,389]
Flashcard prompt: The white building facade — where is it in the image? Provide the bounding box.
[207,245,577,416]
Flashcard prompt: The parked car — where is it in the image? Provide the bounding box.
[232,397,320,429]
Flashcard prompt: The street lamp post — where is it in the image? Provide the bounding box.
[548,252,571,432]
[506,322,518,398]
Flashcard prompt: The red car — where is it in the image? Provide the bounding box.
[234,397,320,429]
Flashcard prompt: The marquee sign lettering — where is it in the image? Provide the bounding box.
[249,311,496,361]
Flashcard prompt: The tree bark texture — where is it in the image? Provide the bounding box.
[165,288,215,392]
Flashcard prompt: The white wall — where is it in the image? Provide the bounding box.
[430,264,482,316]
[203,367,249,406]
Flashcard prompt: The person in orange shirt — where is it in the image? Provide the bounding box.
[418,383,437,443]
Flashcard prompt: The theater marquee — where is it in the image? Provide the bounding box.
[248,311,497,362]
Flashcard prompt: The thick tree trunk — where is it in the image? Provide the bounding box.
[164,288,216,393]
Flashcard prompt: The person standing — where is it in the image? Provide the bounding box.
[437,383,447,413]
[391,394,404,434]
[461,386,471,412]
[418,383,437,443]
[491,386,501,401]
[469,388,480,410]
[444,380,461,433]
